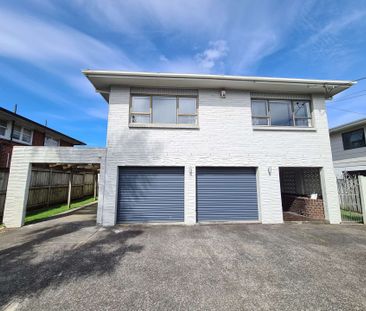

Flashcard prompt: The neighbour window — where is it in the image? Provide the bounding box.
[12,125,33,144]
[251,99,312,127]
[130,95,198,125]
[44,136,60,146]
[342,129,366,150]
[0,120,7,136]
[12,125,21,140]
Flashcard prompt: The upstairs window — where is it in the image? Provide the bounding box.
[251,99,312,127]
[130,95,198,125]
[0,120,7,136]
[342,129,366,150]
[12,125,33,144]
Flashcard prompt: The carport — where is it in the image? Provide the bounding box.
[2,146,106,228]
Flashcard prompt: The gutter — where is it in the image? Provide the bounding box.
[82,70,355,87]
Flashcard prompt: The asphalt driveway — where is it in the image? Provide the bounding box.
[1,205,366,311]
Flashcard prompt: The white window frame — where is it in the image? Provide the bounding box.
[129,95,199,127]
[0,120,8,138]
[251,99,312,128]
[12,125,33,145]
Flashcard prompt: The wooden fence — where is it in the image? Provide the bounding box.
[337,173,363,223]
[0,169,97,220]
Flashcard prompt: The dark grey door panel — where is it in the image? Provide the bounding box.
[117,167,184,223]
[196,167,258,222]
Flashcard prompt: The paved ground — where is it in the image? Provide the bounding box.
[1,204,366,311]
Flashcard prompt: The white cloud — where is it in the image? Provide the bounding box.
[0,7,138,95]
[195,40,228,70]
[86,106,108,120]
[0,9,134,69]
[296,10,366,62]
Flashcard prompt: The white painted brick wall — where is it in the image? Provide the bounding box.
[3,147,106,227]
[103,87,341,225]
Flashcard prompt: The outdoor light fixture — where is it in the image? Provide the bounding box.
[220,89,226,98]
[189,166,193,176]
[268,167,272,175]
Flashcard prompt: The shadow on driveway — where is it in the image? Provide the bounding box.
[0,206,144,309]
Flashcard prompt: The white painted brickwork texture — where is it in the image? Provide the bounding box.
[103,87,341,225]
[3,147,106,227]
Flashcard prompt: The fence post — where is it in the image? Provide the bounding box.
[357,175,366,224]
[47,169,52,208]
[67,171,73,209]
[93,173,98,200]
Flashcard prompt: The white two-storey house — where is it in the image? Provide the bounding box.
[83,71,353,225]
[3,71,354,227]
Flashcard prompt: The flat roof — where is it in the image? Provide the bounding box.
[0,107,85,145]
[330,118,366,134]
[83,70,355,102]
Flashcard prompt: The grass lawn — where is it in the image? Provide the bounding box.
[25,197,97,225]
[341,209,363,223]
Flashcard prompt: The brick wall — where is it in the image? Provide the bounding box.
[0,141,13,168]
[0,139,25,169]
[60,139,73,147]
[32,130,45,146]
[282,194,325,220]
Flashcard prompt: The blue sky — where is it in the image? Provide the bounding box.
[0,0,366,146]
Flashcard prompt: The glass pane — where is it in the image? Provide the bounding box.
[152,96,177,124]
[269,101,293,126]
[251,100,267,116]
[45,136,59,146]
[0,120,7,128]
[252,117,269,126]
[293,101,310,118]
[22,128,32,143]
[342,129,366,150]
[178,116,197,125]
[131,96,150,113]
[12,125,21,140]
[295,119,311,127]
[131,114,150,124]
[178,98,196,114]
[0,121,6,136]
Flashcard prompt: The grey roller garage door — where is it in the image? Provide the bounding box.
[196,167,258,222]
[117,167,184,223]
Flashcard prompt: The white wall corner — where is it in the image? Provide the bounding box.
[184,165,196,224]
[321,167,341,224]
[3,162,32,228]
[258,165,283,224]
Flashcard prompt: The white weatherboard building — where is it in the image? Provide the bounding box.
[3,71,354,227]
[330,118,366,177]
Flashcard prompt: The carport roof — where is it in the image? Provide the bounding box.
[83,70,355,102]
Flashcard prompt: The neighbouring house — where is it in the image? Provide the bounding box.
[2,71,355,227]
[330,118,366,177]
[0,106,85,168]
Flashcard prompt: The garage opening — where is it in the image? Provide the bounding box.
[117,167,184,223]
[196,167,258,222]
[25,163,99,224]
[279,167,324,221]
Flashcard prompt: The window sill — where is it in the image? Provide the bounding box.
[253,126,316,132]
[12,138,32,145]
[129,123,199,129]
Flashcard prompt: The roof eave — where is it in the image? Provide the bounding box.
[83,70,355,103]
